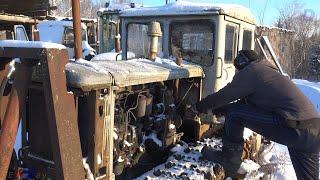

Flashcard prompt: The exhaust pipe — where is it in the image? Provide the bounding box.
[148,22,162,61]
[71,0,83,60]
[33,18,40,41]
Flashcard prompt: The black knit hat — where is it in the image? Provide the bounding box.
[234,50,259,70]
[239,50,259,62]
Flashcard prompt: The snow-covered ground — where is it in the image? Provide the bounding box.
[136,79,320,180]
[293,79,320,112]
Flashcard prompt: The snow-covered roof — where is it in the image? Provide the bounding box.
[98,3,142,14]
[47,16,97,23]
[121,1,255,24]
[66,58,203,90]
[0,40,66,49]
[38,20,87,29]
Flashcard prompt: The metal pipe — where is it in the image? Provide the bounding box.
[0,63,33,179]
[71,0,83,60]
[33,29,40,41]
[0,88,19,180]
[115,22,121,53]
[174,52,183,101]
[33,16,40,41]
[149,37,158,60]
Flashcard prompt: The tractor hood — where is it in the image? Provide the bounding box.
[66,58,203,91]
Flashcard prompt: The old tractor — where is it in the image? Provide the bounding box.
[0,1,276,179]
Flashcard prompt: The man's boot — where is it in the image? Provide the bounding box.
[201,139,246,179]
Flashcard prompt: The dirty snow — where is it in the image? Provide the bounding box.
[136,79,320,180]
[83,158,94,180]
[137,138,264,180]
[136,137,296,180]
[0,40,66,49]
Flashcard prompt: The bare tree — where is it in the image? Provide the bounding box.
[51,0,104,18]
[258,0,269,25]
[275,1,320,80]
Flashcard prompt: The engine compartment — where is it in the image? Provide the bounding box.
[111,78,201,176]
[23,74,204,178]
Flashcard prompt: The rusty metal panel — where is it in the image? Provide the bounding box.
[0,62,34,179]
[85,88,115,179]
[104,87,115,180]
[0,44,84,179]
[0,61,10,125]
[86,90,106,178]
[0,47,46,59]
[28,86,53,160]
[41,48,84,179]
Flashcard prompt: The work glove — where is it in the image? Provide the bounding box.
[185,104,219,124]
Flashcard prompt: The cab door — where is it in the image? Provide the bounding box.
[219,22,239,89]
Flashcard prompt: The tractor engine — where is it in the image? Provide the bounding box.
[112,84,183,175]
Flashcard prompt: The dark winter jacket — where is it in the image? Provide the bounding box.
[196,59,320,121]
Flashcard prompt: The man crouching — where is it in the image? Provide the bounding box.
[186,50,320,179]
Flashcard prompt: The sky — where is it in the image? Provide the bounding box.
[126,0,320,26]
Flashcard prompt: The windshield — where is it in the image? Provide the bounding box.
[63,27,87,48]
[127,23,163,59]
[170,20,215,66]
[100,14,119,53]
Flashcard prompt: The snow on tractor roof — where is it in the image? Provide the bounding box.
[121,1,255,24]
[38,20,87,29]
[98,3,143,14]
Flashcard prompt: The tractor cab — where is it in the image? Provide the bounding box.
[120,1,256,97]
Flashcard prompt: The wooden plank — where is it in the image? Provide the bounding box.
[0,14,36,24]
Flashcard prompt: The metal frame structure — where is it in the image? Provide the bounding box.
[0,44,84,179]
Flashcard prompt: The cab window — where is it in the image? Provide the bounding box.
[100,14,119,53]
[242,30,253,50]
[224,25,238,62]
[170,20,215,66]
[63,27,87,48]
[127,23,163,59]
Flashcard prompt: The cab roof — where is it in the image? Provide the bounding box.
[98,3,143,15]
[38,20,87,29]
[121,1,256,24]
